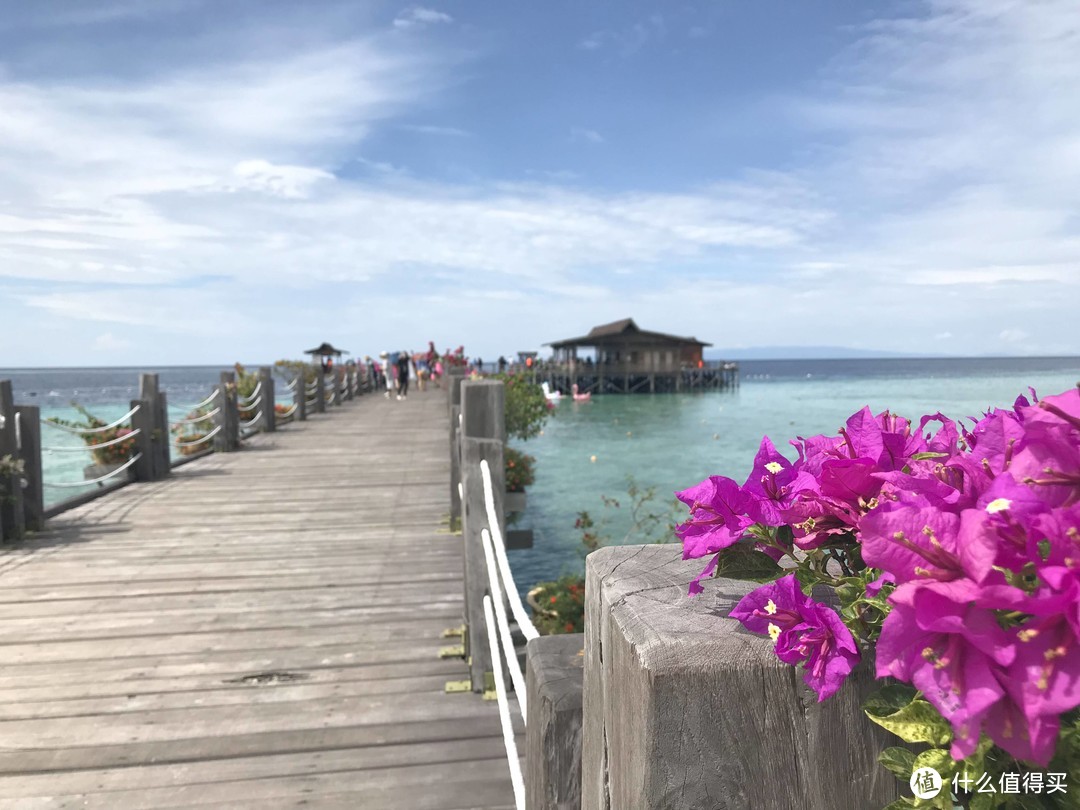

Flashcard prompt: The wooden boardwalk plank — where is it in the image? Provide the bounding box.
[0,389,517,808]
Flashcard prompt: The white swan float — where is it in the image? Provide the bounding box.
[540,381,563,402]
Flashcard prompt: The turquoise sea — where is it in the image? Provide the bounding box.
[505,357,1080,594]
[2,358,1078,596]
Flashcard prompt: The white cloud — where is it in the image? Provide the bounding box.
[999,329,1029,344]
[92,332,131,351]
[231,160,334,199]
[393,7,452,30]
[400,124,469,137]
[570,127,605,145]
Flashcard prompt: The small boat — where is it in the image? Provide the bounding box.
[540,382,563,402]
[571,384,591,402]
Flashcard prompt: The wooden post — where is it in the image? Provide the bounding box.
[331,370,341,407]
[295,373,307,422]
[460,379,506,692]
[138,373,169,479]
[582,545,901,810]
[213,371,240,452]
[448,368,466,529]
[315,372,327,414]
[130,395,155,481]
[526,633,584,810]
[343,368,353,401]
[259,367,276,433]
[0,380,25,542]
[15,406,43,532]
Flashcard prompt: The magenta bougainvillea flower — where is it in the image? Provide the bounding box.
[675,385,1080,773]
[729,575,860,701]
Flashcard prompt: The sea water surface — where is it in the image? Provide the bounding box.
[505,356,1080,593]
[2,358,1078,591]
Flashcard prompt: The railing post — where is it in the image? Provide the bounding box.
[581,545,901,810]
[448,368,466,530]
[332,370,342,406]
[138,373,169,479]
[460,379,506,693]
[0,380,26,542]
[526,633,585,810]
[130,395,155,481]
[15,405,43,532]
[344,367,355,401]
[315,372,327,414]
[295,373,307,422]
[259,367,276,433]
[213,371,240,452]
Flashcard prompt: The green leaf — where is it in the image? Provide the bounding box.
[911,452,950,461]
[864,683,919,715]
[881,800,918,810]
[878,746,917,780]
[865,697,952,747]
[712,543,784,583]
[910,748,957,810]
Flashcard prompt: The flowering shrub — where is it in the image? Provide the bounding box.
[495,373,550,441]
[676,386,1080,806]
[47,405,137,465]
[529,575,586,635]
[505,446,535,492]
[171,403,215,456]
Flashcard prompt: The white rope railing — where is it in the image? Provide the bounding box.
[285,377,299,391]
[276,402,298,418]
[483,595,527,810]
[480,459,539,641]
[239,411,263,430]
[43,404,141,435]
[46,453,143,488]
[173,426,221,447]
[14,411,21,451]
[237,382,262,407]
[168,389,220,413]
[482,527,528,716]
[170,407,220,427]
[238,394,263,412]
[43,429,140,453]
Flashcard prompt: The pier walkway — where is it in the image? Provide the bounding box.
[0,389,516,808]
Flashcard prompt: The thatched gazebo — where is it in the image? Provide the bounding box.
[304,342,348,372]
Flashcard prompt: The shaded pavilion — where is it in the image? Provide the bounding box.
[305,342,348,372]
[542,317,737,394]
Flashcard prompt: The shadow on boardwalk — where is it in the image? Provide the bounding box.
[0,389,518,809]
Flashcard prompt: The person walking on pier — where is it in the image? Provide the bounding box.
[380,351,394,399]
[396,350,411,399]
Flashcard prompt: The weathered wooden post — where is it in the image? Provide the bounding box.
[134,373,169,479]
[0,380,26,542]
[315,372,327,414]
[330,370,341,406]
[294,372,307,422]
[526,633,585,810]
[460,379,505,692]
[581,545,901,810]
[259,367,276,433]
[448,368,467,530]
[14,405,43,533]
[213,371,240,452]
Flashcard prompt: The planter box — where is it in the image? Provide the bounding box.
[504,490,527,514]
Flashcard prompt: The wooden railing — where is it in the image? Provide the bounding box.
[448,371,903,810]
[0,364,375,537]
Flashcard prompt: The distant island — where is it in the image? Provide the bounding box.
[707,346,940,361]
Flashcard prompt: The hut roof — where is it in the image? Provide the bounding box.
[546,318,711,349]
[304,342,348,356]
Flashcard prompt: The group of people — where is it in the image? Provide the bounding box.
[367,346,445,401]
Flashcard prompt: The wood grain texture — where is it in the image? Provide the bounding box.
[582,544,901,810]
[526,633,584,810]
[0,384,515,808]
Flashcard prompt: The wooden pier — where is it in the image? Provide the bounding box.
[0,388,518,809]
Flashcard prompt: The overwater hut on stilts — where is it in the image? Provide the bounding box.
[543,317,738,394]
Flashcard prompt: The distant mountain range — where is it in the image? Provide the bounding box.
[706,346,938,361]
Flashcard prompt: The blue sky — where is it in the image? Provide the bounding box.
[1,0,1078,365]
